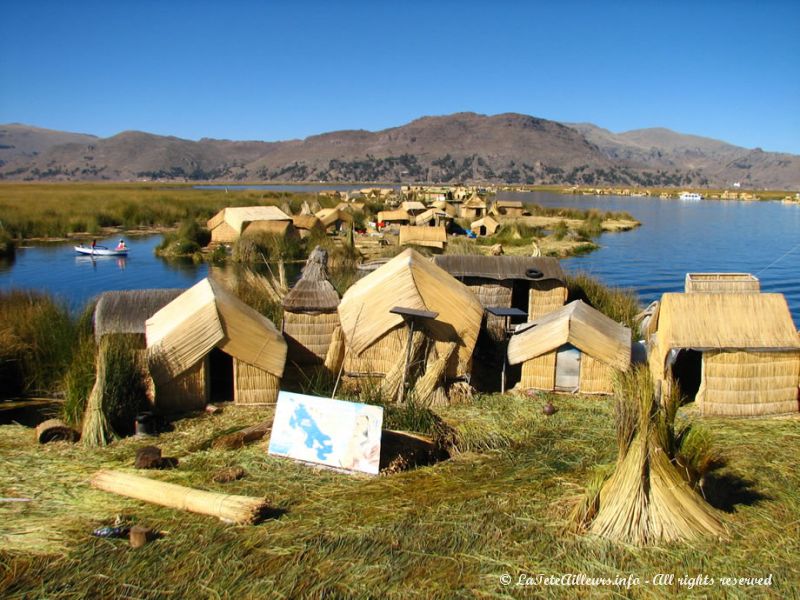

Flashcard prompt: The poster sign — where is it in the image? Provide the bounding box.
[268,391,383,475]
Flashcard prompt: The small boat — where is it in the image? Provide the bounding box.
[75,245,128,257]
[679,192,703,201]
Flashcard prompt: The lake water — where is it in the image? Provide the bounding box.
[0,236,208,310]
[1,191,798,324]
[497,191,800,325]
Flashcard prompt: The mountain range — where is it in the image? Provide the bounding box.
[1,113,798,189]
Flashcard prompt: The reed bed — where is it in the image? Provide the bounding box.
[1,393,799,597]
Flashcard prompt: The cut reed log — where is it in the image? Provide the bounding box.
[129,525,153,548]
[35,419,79,444]
[90,470,272,525]
[212,421,272,450]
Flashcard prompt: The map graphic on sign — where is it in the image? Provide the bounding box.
[268,391,384,474]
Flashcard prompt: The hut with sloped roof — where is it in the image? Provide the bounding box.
[398,225,447,251]
[281,247,341,376]
[470,216,501,236]
[491,200,526,217]
[460,194,487,219]
[207,206,293,244]
[508,300,632,395]
[315,208,354,233]
[647,292,800,416]
[146,278,287,410]
[291,214,325,240]
[336,249,483,397]
[377,209,412,228]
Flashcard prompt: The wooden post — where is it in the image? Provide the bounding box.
[398,319,416,404]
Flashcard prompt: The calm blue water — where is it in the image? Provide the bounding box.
[497,191,800,325]
[1,192,798,325]
[0,236,208,310]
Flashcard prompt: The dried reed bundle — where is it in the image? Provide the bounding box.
[324,324,346,373]
[378,330,424,401]
[90,470,272,525]
[574,367,725,545]
[413,342,457,406]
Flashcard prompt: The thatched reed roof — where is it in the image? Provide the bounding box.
[291,214,323,231]
[431,201,458,217]
[508,300,631,370]
[415,208,451,226]
[399,225,447,249]
[337,248,483,366]
[377,209,411,223]
[94,289,184,341]
[315,208,354,228]
[433,255,566,283]
[652,293,800,351]
[684,273,760,294]
[146,278,286,382]
[207,206,291,234]
[463,194,486,209]
[401,200,427,213]
[282,247,340,312]
[470,216,500,235]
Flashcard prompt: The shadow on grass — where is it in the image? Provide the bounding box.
[701,470,770,513]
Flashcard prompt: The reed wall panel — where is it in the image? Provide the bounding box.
[578,353,616,395]
[528,281,568,321]
[467,281,512,342]
[210,221,239,244]
[698,350,800,416]
[233,358,280,405]
[154,358,207,414]
[283,311,340,363]
[343,325,408,377]
[519,351,556,391]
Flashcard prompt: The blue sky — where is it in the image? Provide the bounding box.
[1,0,798,153]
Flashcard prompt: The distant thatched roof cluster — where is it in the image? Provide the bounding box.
[94,289,184,341]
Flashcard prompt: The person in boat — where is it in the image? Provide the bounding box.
[91,239,97,250]
[116,239,127,251]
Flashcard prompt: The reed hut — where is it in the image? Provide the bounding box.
[415,208,452,227]
[491,200,525,217]
[90,290,185,425]
[400,200,428,216]
[146,278,287,410]
[432,255,568,341]
[291,215,324,240]
[281,247,340,373]
[315,208,353,232]
[377,209,411,227]
[398,225,447,251]
[647,292,800,416]
[207,206,293,244]
[460,194,487,219]
[470,216,501,236]
[684,272,760,294]
[431,200,459,218]
[336,249,483,390]
[508,300,632,395]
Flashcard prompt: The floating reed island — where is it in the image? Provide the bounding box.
[2,228,799,596]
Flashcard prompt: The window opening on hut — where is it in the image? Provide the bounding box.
[510,280,529,314]
[554,344,581,391]
[671,349,702,402]
[208,348,234,402]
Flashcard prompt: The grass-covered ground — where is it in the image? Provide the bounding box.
[1,394,797,598]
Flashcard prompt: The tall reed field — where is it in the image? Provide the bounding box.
[0,183,319,240]
[566,272,642,333]
[0,290,74,398]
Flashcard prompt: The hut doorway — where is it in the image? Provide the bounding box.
[208,348,234,402]
[554,344,581,391]
[671,349,702,402]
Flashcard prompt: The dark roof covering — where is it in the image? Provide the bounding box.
[94,289,185,340]
[282,247,340,311]
[432,255,566,283]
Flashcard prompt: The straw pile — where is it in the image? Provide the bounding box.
[572,367,725,545]
[90,470,272,524]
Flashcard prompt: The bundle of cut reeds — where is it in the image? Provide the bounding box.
[379,330,424,401]
[412,341,457,406]
[573,366,725,545]
[90,470,272,525]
